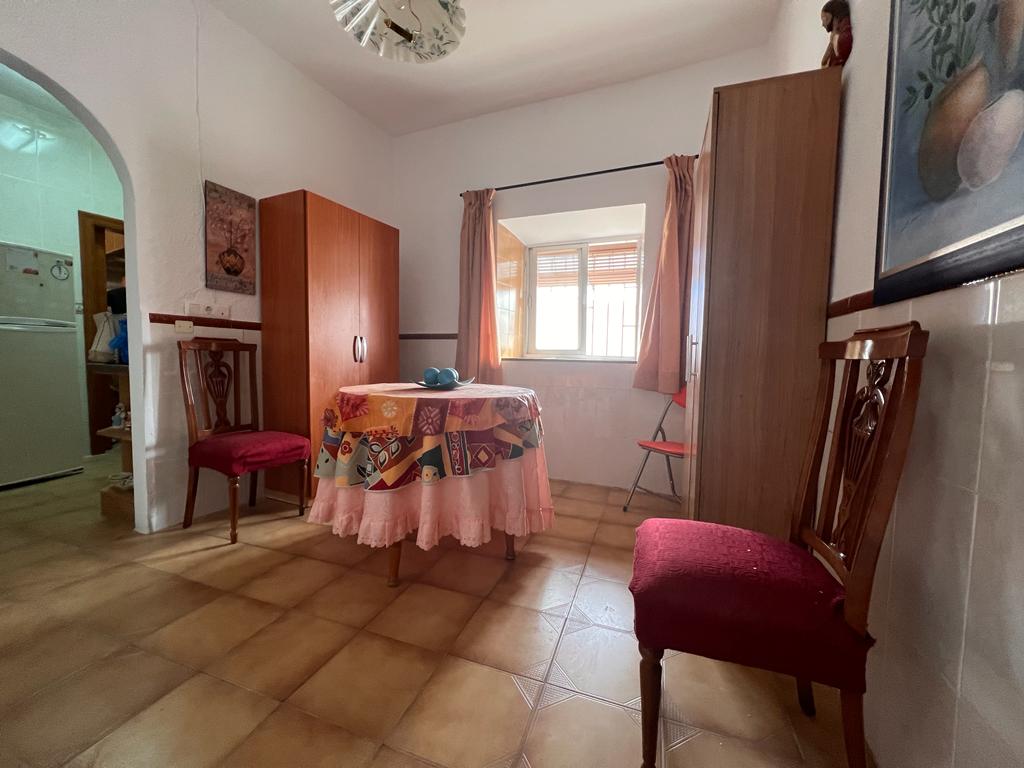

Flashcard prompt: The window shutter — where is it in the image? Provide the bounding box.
[587,241,640,285]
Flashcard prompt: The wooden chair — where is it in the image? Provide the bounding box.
[622,386,690,512]
[177,338,310,543]
[629,322,928,768]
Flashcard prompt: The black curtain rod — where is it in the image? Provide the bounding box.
[460,160,664,197]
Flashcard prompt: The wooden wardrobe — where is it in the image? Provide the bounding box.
[259,190,399,497]
[684,67,842,539]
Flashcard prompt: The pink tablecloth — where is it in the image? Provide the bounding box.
[307,383,554,550]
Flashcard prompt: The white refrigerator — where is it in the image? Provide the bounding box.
[0,243,86,487]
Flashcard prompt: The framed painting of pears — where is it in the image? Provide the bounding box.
[876,0,1024,304]
[204,180,256,295]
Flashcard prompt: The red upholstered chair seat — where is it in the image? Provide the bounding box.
[636,440,692,458]
[630,518,874,693]
[188,430,311,478]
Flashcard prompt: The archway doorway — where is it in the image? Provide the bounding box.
[0,55,142,529]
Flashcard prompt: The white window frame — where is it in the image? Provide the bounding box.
[523,235,644,361]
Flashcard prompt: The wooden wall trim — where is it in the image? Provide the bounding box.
[149,313,262,331]
[399,332,458,340]
[827,290,874,319]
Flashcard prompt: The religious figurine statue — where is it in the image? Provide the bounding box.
[821,0,853,67]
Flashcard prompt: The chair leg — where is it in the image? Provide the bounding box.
[248,472,258,508]
[796,678,816,717]
[624,450,653,512]
[639,644,664,768]
[228,475,240,544]
[387,540,403,588]
[298,458,308,516]
[840,690,867,768]
[183,467,199,529]
[504,532,516,561]
[664,454,678,498]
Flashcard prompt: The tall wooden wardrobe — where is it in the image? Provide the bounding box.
[684,67,842,539]
[259,190,399,497]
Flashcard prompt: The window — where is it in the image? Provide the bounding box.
[525,237,642,360]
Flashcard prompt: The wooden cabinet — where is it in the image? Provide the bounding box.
[684,68,842,539]
[259,190,399,497]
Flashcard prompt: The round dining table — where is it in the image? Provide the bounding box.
[307,382,554,585]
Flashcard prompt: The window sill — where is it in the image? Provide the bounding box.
[502,357,638,364]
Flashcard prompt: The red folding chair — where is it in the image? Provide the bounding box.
[622,387,692,512]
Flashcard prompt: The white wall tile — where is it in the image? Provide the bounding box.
[956,495,1024,766]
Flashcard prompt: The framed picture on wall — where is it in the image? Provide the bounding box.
[204,180,256,295]
[875,0,1024,305]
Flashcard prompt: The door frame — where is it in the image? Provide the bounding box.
[78,210,125,456]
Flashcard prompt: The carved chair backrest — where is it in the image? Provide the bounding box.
[177,337,259,445]
[791,322,928,635]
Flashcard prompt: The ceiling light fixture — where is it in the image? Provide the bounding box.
[329,0,465,63]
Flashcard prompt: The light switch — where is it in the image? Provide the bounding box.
[174,320,194,334]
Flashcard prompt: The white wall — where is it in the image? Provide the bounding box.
[772,3,1024,766]
[0,0,395,532]
[393,44,777,491]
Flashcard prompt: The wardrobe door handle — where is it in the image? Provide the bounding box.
[360,336,368,363]
[353,335,359,363]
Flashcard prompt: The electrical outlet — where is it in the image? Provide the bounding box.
[174,319,194,334]
[185,302,229,319]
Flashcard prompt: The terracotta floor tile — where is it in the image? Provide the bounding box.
[604,503,674,527]
[452,599,560,679]
[490,564,579,612]
[67,673,277,768]
[471,532,530,559]
[0,598,65,651]
[573,577,635,631]
[518,535,590,572]
[419,550,510,596]
[206,611,356,700]
[662,653,790,741]
[86,576,223,640]
[2,548,115,600]
[237,556,346,607]
[548,480,569,496]
[289,632,440,740]
[0,499,68,525]
[593,522,637,550]
[664,729,804,767]
[3,647,191,768]
[387,657,533,768]
[561,483,611,504]
[368,746,436,767]
[138,593,281,669]
[552,625,640,705]
[0,623,124,712]
[285,531,374,566]
[367,584,481,651]
[221,704,377,768]
[545,514,598,544]
[297,569,406,628]
[356,542,445,581]
[584,544,635,584]
[0,539,83,579]
[524,687,643,768]
[553,497,606,521]
[212,516,325,550]
[0,527,37,553]
[186,501,299,536]
[141,539,292,591]
[33,562,171,624]
[608,488,682,514]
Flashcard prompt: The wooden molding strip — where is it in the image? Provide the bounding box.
[149,313,262,331]
[827,290,874,319]
[399,332,458,340]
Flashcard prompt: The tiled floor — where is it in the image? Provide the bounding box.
[0,457,851,767]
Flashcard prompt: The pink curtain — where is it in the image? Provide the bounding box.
[633,155,696,394]
[455,189,503,384]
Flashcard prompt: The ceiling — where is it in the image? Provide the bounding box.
[212,0,780,135]
[500,204,646,246]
